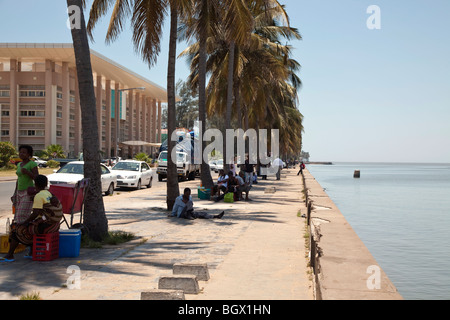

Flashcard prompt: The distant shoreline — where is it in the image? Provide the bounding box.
[305,161,333,165]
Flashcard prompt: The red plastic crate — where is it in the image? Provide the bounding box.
[32,232,59,261]
[49,184,84,214]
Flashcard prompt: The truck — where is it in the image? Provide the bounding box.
[157,131,201,182]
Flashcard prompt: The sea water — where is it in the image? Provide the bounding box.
[307,162,450,300]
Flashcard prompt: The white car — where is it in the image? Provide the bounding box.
[111,160,155,190]
[209,160,218,172]
[33,157,48,168]
[47,161,117,195]
[214,159,224,173]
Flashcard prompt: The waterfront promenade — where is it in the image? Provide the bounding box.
[0,169,313,300]
[0,168,402,300]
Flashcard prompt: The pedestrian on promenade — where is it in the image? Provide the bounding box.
[297,161,305,175]
[11,145,39,225]
[3,175,63,262]
[272,157,284,180]
[243,156,254,187]
[170,188,224,220]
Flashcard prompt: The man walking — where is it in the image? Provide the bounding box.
[272,157,284,180]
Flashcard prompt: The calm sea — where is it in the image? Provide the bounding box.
[307,162,450,300]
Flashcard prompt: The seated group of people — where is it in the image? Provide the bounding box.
[213,169,252,202]
[3,175,63,262]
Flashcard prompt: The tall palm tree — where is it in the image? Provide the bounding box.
[66,0,108,241]
[179,0,222,190]
[181,0,302,166]
[87,0,190,210]
[178,0,253,182]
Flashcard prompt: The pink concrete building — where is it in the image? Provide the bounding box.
[0,43,166,158]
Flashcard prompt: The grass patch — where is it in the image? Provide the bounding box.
[20,291,41,300]
[81,230,135,248]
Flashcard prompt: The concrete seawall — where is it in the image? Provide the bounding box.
[302,169,403,300]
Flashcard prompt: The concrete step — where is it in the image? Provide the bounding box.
[173,263,210,281]
[158,275,200,294]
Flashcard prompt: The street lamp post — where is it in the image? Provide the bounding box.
[115,87,145,161]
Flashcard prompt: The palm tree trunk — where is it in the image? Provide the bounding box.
[198,27,214,190]
[67,0,108,241]
[234,80,242,129]
[224,40,235,173]
[166,3,180,210]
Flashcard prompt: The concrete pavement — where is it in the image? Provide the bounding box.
[0,169,314,300]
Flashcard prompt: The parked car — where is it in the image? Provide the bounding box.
[111,160,155,189]
[209,160,218,172]
[47,161,117,195]
[214,159,224,173]
[33,157,48,168]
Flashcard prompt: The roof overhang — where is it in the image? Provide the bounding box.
[0,43,168,103]
[120,140,162,148]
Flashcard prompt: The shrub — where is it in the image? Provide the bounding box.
[134,152,152,164]
[0,142,17,167]
[46,160,60,168]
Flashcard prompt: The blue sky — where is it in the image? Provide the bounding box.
[1,0,449,163]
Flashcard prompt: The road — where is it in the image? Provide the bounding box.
[0,175,201,220]
[0,181,15,217]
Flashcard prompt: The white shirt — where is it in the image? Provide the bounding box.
[218,175,229,188]
[273,158,283,167]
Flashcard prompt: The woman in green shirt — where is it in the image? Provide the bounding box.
[11,145,39,224]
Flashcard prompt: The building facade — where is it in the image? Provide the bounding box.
[0,43,166,159]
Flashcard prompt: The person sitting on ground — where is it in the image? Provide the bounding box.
[237,171,251,201]
[170,188,224,220]
[3,175,63,262]
[213,169,229,196]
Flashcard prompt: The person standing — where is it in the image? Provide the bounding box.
[244,156,254,187]
[11,145,39,224]
[297,161,306,175]
[272,157,284,180]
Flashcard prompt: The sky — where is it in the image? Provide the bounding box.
[1,0,449,163]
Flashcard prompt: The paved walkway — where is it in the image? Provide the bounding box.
[0,169,313,300]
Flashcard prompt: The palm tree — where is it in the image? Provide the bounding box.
[181,0,303,165]
[42,144,66,160]
[87,0,190,210]
[66,0,108,241]
[178,0,254,184]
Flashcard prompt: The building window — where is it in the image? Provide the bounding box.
[19,110,45,117]
[57,92,63,99]
[19,90,45,97]
[0,91,10,97]
[1,110,9,116]
[56,131,62,137]
[19,130,45,137]
[1,130,9,136]
[57,112,63,118]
